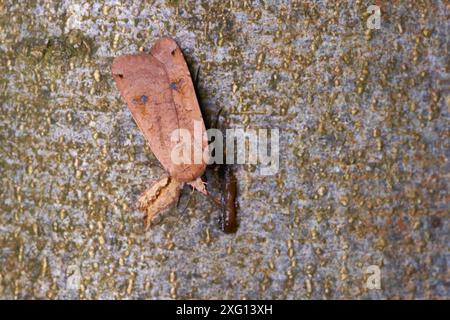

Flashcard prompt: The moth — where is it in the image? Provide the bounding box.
[111,37,209,229]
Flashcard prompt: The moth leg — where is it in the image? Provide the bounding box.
[175,184,184,209]
[179,187,195,216]
[166,188,195,233]
[176,184,193,211]
[188,177,208,195]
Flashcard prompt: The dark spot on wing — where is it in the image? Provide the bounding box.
[132,95,149,106]
[170,82,177,90]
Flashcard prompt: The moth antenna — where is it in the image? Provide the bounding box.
[213,108,223,129]
[205,192,223,209]
[194,65,201,90]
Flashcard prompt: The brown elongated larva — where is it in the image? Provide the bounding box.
[219,165,238,233]
[213,109,238,234]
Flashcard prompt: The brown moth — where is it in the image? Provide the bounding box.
[111,37,209,229]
